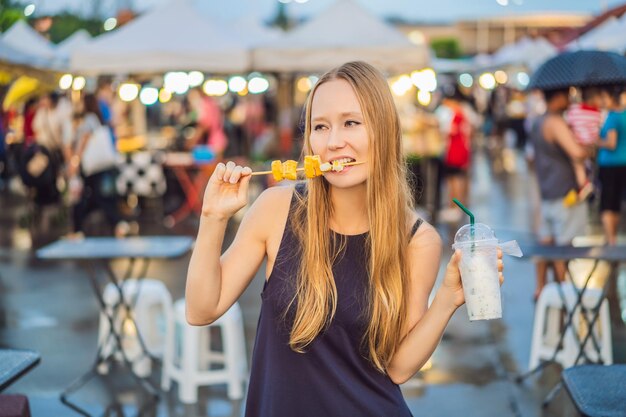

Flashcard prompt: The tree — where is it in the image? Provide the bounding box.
[0,0,24,32]
[430,37,462,59]
[47,12,104,43]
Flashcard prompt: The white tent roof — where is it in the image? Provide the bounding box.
[252,0,429,73]
[0,37,52,68]
[229,16,282,48]
[491,37,557,70]
[567,16,626,53]
[2,20,57,61]
[71,0,249,75]
[57,30,92,56]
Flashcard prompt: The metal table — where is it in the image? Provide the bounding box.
[516,243,626,406]
[37,236,193,417]
[0,349,41,392]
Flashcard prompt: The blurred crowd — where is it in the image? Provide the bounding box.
[0,80,624,278]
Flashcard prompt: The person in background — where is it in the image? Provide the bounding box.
[32,92,69,173]
[97,79,117,145]
[186,88,228,157]
[22,97,38,149]
[66,93,125,239]
[435,86,471,223]
[530,88,590,300]
[186,61,506,416]
[0,107,7,190]
[565,87,603,202]
[597,86,626,245]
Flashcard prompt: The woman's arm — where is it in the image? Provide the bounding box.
[66,131,90,178]
[185,161,290,325]
[387,224,503,384]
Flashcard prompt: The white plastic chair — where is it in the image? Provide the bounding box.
[529,282,612,370]
[161,299,248,404]
[97,278,173,377]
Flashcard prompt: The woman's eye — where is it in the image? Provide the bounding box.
[345,120,361,127]
[313,124,326,131]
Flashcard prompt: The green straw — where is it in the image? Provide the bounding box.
[452,198,474,225]
[453,198,475,249]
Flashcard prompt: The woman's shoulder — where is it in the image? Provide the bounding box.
[251,184,297,217]
[406,212,441,250]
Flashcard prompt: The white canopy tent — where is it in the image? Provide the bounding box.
[54,29,92,68]
[70,0,249,75]
[2,20,57,65]
[490,36,557,71]
[567,16,626,53]
[0,37,52,68]
[251,0,429,73]
[57,29,92,57]
[229,16,282,48]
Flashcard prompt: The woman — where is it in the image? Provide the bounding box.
[186,62,504,416]
[67,93,123,238]
[435,87,472,223]
[597,86,626,245]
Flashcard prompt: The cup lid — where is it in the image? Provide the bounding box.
[453,223,497,245]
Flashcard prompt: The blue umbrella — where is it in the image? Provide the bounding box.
[528,50,626,91]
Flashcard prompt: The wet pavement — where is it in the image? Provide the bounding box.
[1,149,625,417]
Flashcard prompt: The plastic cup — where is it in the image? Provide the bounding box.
[452,223,502,321]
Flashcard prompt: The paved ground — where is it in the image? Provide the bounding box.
[1,149,625,416]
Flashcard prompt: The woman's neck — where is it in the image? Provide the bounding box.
[328,184,368,235]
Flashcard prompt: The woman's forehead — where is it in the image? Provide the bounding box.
[311,79,362,117]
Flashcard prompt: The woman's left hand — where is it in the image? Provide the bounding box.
[441,249,504,308]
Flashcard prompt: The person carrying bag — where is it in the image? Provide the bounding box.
[66,94,122,238]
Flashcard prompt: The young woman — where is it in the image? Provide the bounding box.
[186,61,504,416]
[66,93,123,238]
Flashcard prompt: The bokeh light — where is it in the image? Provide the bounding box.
[158,88,172,103]
[494,70,508,84]
[139,87,159,105]
[164,72,190,94]
[478,73,496,90]
[24,4,35,17]
[459,73,473,88]
[203,79,228,96]
[516,72,530,87]
[59,74,73,90]
[248,77,269,94]
[417,90,432,106]
[103,17,117,31]
[228,76,247,93]
[71,76,86,91]
[119,83,139,102]
[188,71,205,88]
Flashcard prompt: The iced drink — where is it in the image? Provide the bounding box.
[452,223,502,321]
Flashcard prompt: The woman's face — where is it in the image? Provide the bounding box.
[309,79,369,189]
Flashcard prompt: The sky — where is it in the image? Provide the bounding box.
[22,0,626,23]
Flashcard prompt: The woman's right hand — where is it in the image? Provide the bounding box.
[202,161,252,221]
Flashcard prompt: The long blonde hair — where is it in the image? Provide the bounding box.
[289,61,414,373]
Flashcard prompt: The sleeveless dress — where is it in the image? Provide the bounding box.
[245,185,422,417]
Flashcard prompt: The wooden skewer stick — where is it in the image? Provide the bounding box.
[250,167,303,176]
[249,160,365,177]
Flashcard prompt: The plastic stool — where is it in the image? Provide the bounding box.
[161,299,248,403]
[97,278,173,377]
[529,282,612,371]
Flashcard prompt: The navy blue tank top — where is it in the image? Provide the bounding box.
[245,185,421,417]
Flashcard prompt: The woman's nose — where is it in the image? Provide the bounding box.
[327,130,346,150]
